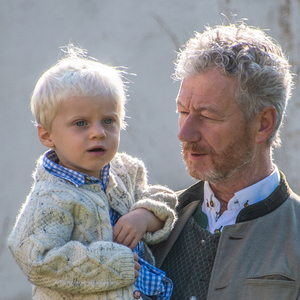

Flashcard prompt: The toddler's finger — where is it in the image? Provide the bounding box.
[128,237,140,250]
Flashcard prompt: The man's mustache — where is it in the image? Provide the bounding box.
[181,142,212,154]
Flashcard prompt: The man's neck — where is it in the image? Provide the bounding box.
[209,160,274,215]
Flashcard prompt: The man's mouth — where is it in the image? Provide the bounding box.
[183,149,206,156]
[182,142,211,156]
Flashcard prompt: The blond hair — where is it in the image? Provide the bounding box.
[31,45,127,131]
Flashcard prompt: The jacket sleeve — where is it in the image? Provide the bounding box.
[118,153,178,244]
[8,190,135,294]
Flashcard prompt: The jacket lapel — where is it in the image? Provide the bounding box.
[153,200,200,268]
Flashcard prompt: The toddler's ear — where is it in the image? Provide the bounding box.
[37,125,54,148]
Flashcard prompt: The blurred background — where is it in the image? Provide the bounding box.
[1,0,300,298]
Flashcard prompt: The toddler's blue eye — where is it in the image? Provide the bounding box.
[103,118,113,124]
[76,121,85,126]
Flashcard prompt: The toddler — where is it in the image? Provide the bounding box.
[8,46,177,300]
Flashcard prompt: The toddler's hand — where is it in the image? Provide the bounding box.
[133,253,140,282]
[113,209,148,250]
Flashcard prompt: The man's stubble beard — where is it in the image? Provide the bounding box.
[181,127,255,184]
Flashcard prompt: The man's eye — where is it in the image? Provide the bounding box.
[178,111,189,116]
[202,114,215,120]
[103,118,113,124]
[76,121,86,126]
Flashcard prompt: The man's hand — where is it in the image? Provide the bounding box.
[133,252,141,282]
[113,208,164,250]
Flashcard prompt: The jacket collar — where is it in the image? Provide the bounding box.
[178,171,291,224]
[236,171,291,223]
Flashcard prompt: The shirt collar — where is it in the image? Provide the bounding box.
[204,165,280,211]
[42,149,110,191]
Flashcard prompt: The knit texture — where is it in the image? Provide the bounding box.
[8,152,178,300]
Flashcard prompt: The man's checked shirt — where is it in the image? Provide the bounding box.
[43,150,173,300]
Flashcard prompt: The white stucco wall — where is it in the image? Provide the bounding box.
[1,0,300,298]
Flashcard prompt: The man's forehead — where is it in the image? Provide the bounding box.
[176,82,241,119]
[176,84,213,110]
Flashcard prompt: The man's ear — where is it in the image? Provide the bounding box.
[37,125,54,148]
[255,106,277,144]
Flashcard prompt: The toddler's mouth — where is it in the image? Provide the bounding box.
[88,147,105,152]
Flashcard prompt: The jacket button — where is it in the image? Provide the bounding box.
[244,200,249,208]
[133,290,141,299]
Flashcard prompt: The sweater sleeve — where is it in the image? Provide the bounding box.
[117,153,178,244]
[8,190,135,294]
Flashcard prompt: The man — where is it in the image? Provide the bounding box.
[153,23,300,300]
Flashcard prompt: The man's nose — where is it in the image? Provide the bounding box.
[90,123,106,140]
[178,114,201,142]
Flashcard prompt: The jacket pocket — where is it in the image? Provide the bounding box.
[244,275,297,300]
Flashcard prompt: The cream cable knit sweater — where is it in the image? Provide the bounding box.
[8,152,177,300]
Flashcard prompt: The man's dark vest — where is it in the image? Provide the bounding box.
[158,182,217,300]
[161,214,220,300]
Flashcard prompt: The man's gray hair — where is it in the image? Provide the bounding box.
[174,23,293,147]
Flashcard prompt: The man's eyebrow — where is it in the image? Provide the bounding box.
[176,99,186,108]
[176,99,218,115]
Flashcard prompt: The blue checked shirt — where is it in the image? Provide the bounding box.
[109,209,173,300]
[43,150,173,300]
